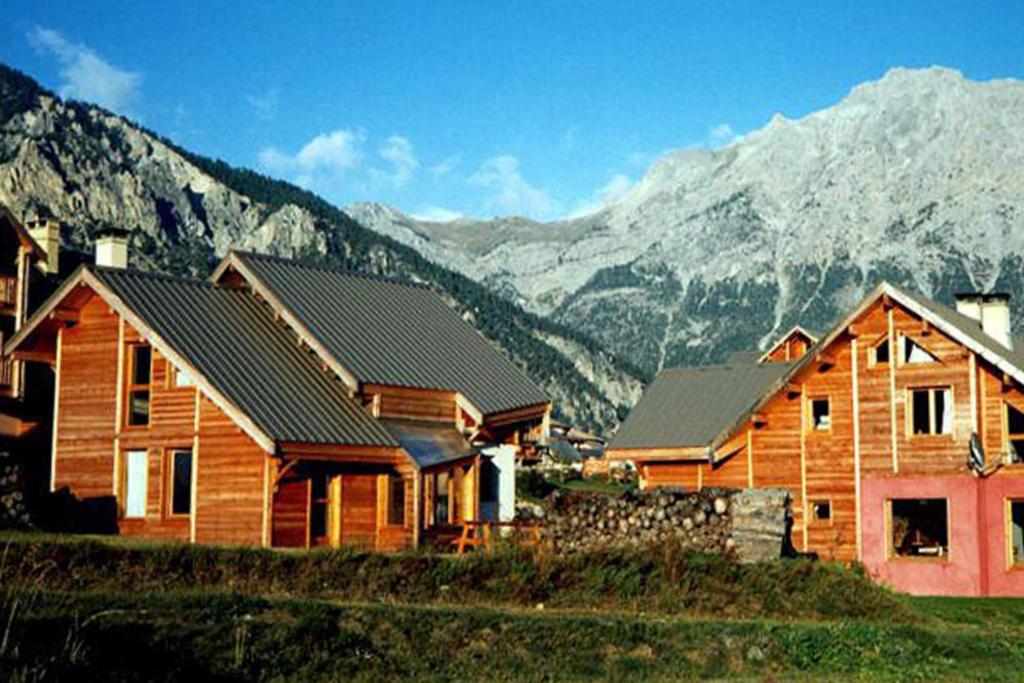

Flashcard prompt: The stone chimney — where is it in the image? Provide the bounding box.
[956,292,1013,349]
[95,229,129,269]
[26,216,61,275]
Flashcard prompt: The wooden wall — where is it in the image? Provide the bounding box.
[364,384,457,423]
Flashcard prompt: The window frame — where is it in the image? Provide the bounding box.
[809,498,833,526]
[386,474,406,527]
[886,497,951,562]
[1004,402,1024,463]
[906,386,954,438]
[869,334,891,369]
[897,333,938,366]
[125,343,152,428]
[123,448,149,519]
[809,396,832,433]
[1008,498,1024,570]
[164,447,193,517]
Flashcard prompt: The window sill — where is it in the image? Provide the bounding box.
[886,555,950,564]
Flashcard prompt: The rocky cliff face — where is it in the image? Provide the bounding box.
[351,67,1024,376]
[0,65,644,433]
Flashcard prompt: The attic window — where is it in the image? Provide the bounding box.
[900,335,937,364]
[889,498,949,559]
[1007,404,1024,463]
[873,337,890,366]
[811,398,831,431]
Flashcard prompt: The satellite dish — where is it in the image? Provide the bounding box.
[969,432,985,474]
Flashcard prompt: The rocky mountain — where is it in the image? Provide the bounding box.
[350,67,1024,376]
[0,65,645,433]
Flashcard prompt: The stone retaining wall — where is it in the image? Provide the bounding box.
[523,487,791,562]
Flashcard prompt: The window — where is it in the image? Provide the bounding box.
[310,474,329,542]
[435,471,450,525]
[168,449,192,515]
[890,498,949,558]
[900,335,937,364]
[873,337,890,366]
[811,500,832,522]
[811,398,831,431]
[1007,404,1024,463]
[1010,500,1024,567]
[909,387,953,435]
[124,449,148,518]
[127,344,152,426]
[387,475,406,526]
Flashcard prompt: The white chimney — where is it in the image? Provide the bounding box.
[95,232,129,269]
[957,292,1013,349]
[954,293,982,322]
[27,217,61,275]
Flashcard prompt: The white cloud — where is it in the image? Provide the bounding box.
[430,154,461,176]
[370,135,419,188]
[412,206,463,222]
[260,128,364,176]
[27,26,141,113]
[709,123,737,146]
[246,88,279,120]
[469,155,560,219]
[567,173,635,219]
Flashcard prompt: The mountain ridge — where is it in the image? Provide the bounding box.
[350,66,1024,375]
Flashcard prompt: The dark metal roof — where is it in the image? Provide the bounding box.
[379,419,477,468]
[610,361,793,450]
[230,252,550,415]
[92,267,397,448]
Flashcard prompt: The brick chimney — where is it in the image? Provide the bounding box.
[25,215,61,275]
[956,292,1013,349]
[95,228,129,269]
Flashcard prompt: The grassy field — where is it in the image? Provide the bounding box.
[2,531,1023,681]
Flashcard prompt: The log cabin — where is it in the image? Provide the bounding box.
[6,249,550,550]
[608,282,1024,596]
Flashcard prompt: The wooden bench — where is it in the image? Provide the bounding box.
[453,520,545,554]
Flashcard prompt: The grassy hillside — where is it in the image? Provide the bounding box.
[3,533,1023,681]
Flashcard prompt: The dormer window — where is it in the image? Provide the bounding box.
[127,344,152,426]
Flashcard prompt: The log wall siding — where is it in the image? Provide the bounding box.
[54,295,119,498]
[193,394,267,546]
[271,477,310,548]
[639,297,1024,563]
[365,384,458,423]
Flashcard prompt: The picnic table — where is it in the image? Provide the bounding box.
[453,519,545,554]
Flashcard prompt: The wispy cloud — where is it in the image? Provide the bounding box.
[469,155,560,219]
[567,173,635,219]
[412,206,463,222]
[430,154,461,176]
[27,26,141,113]
[258,129,365,189]
[246,88,279,121]
[370,135,419,188]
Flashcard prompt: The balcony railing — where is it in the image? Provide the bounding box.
[0,275,17,308]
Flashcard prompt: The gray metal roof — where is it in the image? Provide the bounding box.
[379,419,477,468]
[725,350,763,364]
[230,252,550,415]
[93,268,398,448]
[610,361,793,450]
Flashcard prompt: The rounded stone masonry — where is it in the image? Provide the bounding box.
[519,487,791,562]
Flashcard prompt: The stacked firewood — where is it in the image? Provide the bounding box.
[0,451,30,529]
[528,488,736,554]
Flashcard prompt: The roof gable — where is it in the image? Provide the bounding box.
[213,251,550,416]
[8,266,398,452]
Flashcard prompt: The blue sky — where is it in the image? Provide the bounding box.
[3,2,1023,221]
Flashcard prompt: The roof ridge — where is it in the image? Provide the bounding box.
[232,250,432,290]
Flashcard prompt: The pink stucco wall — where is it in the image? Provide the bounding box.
[861,474,1024,596]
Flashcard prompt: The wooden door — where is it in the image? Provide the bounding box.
[339,474,378,549]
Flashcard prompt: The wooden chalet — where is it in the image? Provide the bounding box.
[608,282,1024,596]
[7,251,550,550]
